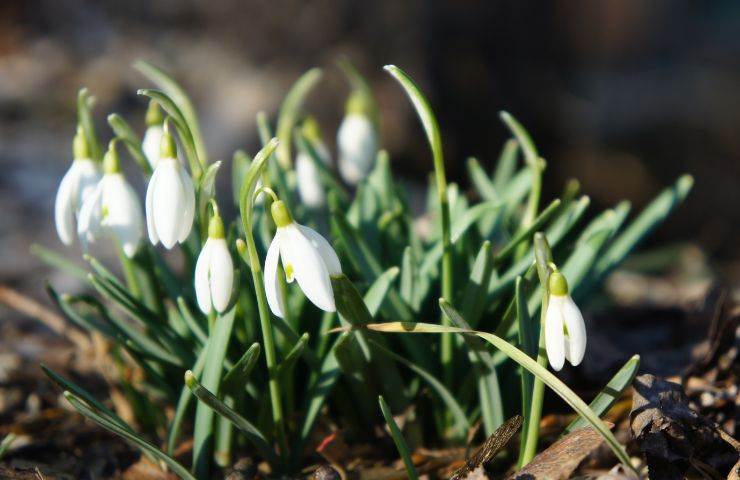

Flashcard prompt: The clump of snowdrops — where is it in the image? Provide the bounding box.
[38,59,692,478]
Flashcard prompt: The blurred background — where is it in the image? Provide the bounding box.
[1,0,739,291]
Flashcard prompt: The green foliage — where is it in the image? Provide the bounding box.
[41,60,691,478]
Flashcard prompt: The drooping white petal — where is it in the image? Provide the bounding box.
[282,224,335,312]
[76,181,104,252]
[561,296,586,366]
[194,239,213,313]
[176,163,195,243]
[296,224,341,275]
[142,125,163,169]
[152,160,186,249]
[264,232,285,318]
[337,114,377,185]
[208,238,233,313]
[102,175,144,258]
[544,295,566,371]
[295,152,325,208]
[145,166,160,245]
[54,166,78,245]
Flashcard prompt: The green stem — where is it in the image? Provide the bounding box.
[118,246,142,299]
[244,231,287,461]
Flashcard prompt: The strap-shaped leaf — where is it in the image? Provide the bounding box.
[64,391,196,480]
[493,138,519,191]
[467,156,499,201]
[276,68,322,168]
[77,88,103,161]
[222,343,261,394]
[31,244,87,281]
[564,355,640,434]
[378,395,419,480]
[107,113,151,175]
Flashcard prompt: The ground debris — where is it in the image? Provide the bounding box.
[449,415,522,480]
[630,374,738,479]
[506,426,607,480]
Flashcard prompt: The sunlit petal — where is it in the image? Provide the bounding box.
[208,238,233,313]
[264,233,285,318]
[544,295,566,371]
[283,225,335,312]
[562,296,587,366]
[194,239,213,313]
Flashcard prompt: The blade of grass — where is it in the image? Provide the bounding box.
[31,244,87,281]
[378,395,419,480]
[64,391,196,480]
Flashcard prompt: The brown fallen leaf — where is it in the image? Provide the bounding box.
[506,426,608,480]
[450,415,522,480]
[630,374,739,479]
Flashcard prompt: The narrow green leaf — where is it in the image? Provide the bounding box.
[467,156,498,201]
[460,241,495,327]
[168,344,209,455]
[500,112,538,164]
[107,113,151,175]
[277,332,309,376]
[134,60,206,163]
[0,433,16,460]
[565,355,640,434]
[591,175,693,282]
[222,343,261,394]
[362,267,400,316]
[77,88,102,161]
[185,371,277,465]
[337,56,380,128]
[493,138,519,191]
[276,68,322,167]
[193,309,235,478]
[64,391,196,480]
[31,244,87,281]
[369,339,469,440]
[378,396,419,480]
[231,150,251,206]
[137,88,202,178]
[176,297,208,345]
[493,199,561,264]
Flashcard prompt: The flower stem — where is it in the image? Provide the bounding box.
[244,229,287,462]
[518,233,552,467]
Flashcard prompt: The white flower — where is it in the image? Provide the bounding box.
[544,271,586,371]
[337,92,378,185]
[296,117,331,207]
[194,212,234,314]
[142,124,163,169]
[145,130,195,248]
[142,100,164,169]
[264,200,341,317]
[77,144,144,258]
[55,127,102,246]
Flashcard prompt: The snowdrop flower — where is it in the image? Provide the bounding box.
[55,126,102,246]
[141,100,165,169]
[544,271,587,371]
[337,91,378,185]
[295,116,331,208]
[145,128,195,248]
[194,205,234,314]
[77,141,144,257]
[264,199,341,317]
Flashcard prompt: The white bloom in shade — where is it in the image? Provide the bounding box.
[141,100,165,169]
[296,117,331,208]
[544,271,587,371]
[77,142,144,258]
[264,200,341,317]
[55,127,102,246]
[142,124,163,169]
[194,211,234,313]
[337,91,378,185]
[145,129,195,249]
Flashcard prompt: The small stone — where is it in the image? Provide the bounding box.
[314,464,341,480]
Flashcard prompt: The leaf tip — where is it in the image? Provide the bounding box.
[184,370,195,387]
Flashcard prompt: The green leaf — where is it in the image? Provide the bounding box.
[337,56,380,128]
[362,267,400,316]
[176,297,208,345]
[31,244,87,281]
[167,343,209,456]
[107,113,151,175]
[137,88,202,178]
[565,355,640,434]
[185,370,277,465]
[460,241,495,327]
[222,343,261,394]
[64,391,196,480]
[359,306,637,475]
[77,88,103,161]
[276,68,322,168]
[239,138,279,241]
[278,332,309,376]
[515,276,536,457]
[231,150,252,206]
[492,199,561,265]
[591,175,693,283]
[0,433,16,460]
[378,395,419,480]
[493,138,519,191]
[134,60,206,163]
[369,339,469,440]
[467,156,498,201]
[500,111,538,165]
[193,308,235,478]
